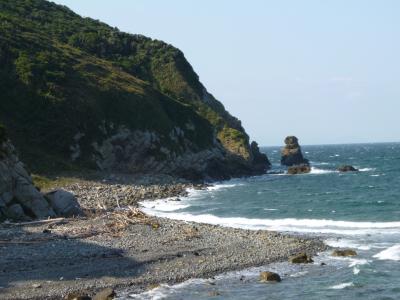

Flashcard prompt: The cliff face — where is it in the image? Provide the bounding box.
[0,0,270,179]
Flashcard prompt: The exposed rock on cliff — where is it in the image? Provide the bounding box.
[281,136,309,166]
[0,129,82,221]
[250,142,271,173]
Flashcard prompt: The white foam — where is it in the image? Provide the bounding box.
[325,239,372,250]
[373,244,400,261]
[290,270,309,277]
[309,167,336,175]
[139,206,400,235]
[359,168,375,172]
[353,267,360,275]
[125,279,208,300]
[207,183,238,191]
[140,199,189,212]
[329,282,354,289]
[348,258,370,267]
[264,208,278,211]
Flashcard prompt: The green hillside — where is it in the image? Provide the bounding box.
[0,0,270,179]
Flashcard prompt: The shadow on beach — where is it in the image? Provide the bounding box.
[0,221,145,295]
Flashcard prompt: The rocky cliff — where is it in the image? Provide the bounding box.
[0,0,270,180]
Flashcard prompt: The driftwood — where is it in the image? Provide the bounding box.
[3,218,66,226]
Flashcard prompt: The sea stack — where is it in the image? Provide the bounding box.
[281,136,309,166]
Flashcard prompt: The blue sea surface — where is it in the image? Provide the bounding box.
[125,143,400,300]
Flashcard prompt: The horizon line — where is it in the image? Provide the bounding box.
[262,140,400,148]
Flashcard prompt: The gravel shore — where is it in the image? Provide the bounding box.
[0,178,327,299]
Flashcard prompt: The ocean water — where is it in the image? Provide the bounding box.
[127,143,400,299]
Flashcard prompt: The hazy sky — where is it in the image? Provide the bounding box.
[53,0,399,146]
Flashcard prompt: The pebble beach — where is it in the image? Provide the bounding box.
[0,178,326,299]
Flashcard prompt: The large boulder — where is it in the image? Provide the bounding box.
[45,190,83,217]
[4,203,30,221]
[259,271,281,283]
[13,175,56,219]
[281,136,309,166]
[338,165,359,172]
[0,135,56,221]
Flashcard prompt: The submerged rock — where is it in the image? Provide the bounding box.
[259,271,281,282]
[332,249,357,257]
[208,291,221,297]
[281,136,309,166]
[287,165,311,175]
[338,165,359,172]
[289,252,314,264]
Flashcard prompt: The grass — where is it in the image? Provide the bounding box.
[31,174,79,192]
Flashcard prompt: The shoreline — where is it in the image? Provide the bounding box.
[0,176,327,299]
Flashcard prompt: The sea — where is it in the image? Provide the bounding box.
[120,143,400,300]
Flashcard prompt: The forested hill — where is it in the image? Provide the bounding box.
[0,0,270,180]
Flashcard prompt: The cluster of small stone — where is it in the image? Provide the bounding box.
[62,181,203,210]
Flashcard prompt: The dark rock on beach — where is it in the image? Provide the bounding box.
[259,271,281,282]
[65,293,91,300]
[287,165,311,175]
[93,288,116,300]
[289,252,314,263]
[338,165,359,172]
[281,136,309,166]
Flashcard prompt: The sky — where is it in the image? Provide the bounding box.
[53,0,400,146]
